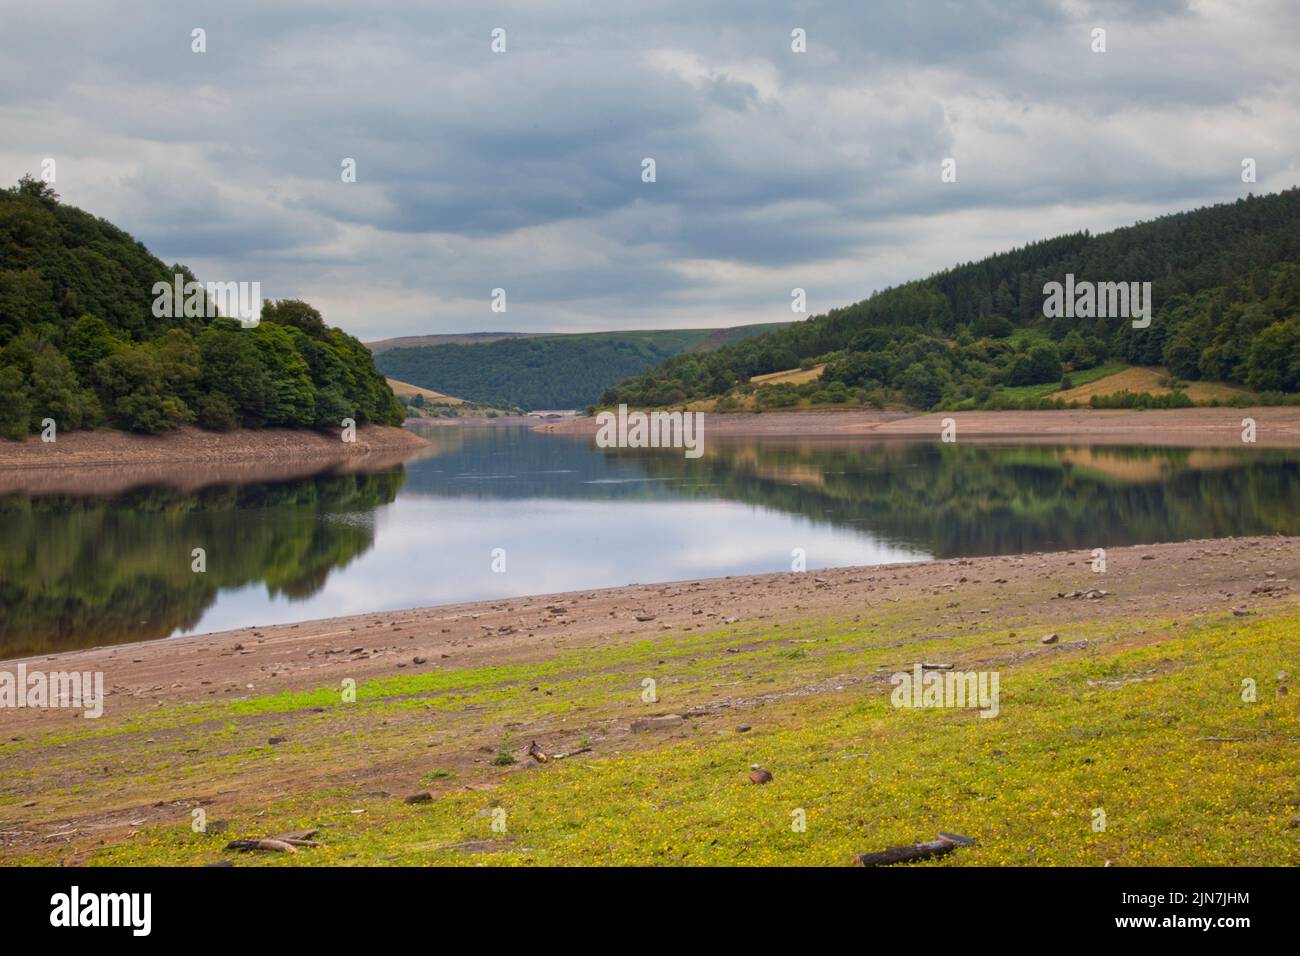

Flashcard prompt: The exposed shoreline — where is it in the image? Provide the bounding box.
[0,424,428,495]
[2,534,1295,863]
[536,406,1300,446]
[4,534,1293,697]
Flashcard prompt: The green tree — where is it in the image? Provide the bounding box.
[1162,315,1210,380]
[198,392,238,431]
[94,345,191,433]
[1007,344,1063,386]
[0,268,57,344]
[0,365,31,439]
[262,298,327,337]
[1059,330,1097,370]
[64,315,118,377]
[1246,321,1300,392]
[154,329,202,407]
[250,323,315,426]
[198,324,267,425]
[313,387,354,427]
[28,344,98,430]
[900,362,942,409]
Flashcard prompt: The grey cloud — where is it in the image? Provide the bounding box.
[0,0,1295,338]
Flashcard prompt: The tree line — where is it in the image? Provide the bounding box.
[601,189,1300,410]
[0,177,403,439]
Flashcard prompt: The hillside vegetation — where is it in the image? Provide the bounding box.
[0,177,402,440]
[603,190,1300,412]
[373,324,787,410]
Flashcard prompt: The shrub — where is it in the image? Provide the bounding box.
[0,365,31,439]
[754,383,800,409]
[1089,389,1194,409]
[1007,344,1063,386]
[198,393,239,431]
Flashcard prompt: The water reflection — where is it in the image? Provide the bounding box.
[0,470,405,656]
[1,425,1296,657]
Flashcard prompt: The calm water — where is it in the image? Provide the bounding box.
[2,425,1298,657]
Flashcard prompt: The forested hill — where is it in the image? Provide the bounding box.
[373,324,787,410]
[602,189,1300,410]
[0,176,402,439]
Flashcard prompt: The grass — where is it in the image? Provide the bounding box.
[1000,362,1128,402]
[749,365,826,386]
[990,361,1258,408]
[11,603,1296,867]
[1054,365,1256,405]
[385,377,463,404]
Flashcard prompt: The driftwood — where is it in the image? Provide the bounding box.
[226,838,298,854]
[226,829,320,853]
[553,746,592,760]
[853,832,976,866]
[270,829,318,841]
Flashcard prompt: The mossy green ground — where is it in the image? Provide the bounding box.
[6,601,1295,866]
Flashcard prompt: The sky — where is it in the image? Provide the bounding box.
[2,0,1297,340]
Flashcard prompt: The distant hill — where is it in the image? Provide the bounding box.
[372,323,788,410]
[368,332,530,353]
[603,189,1300,411]
[0,176,402,439]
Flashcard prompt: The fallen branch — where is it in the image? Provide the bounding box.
[270,828,319,841]
[853,832,976,866]
[552,746,592,760]
[268,829,321,847]
[226,838,298,854]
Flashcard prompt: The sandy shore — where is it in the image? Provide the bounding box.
[538,406,1300,446]
[0,424,428,495]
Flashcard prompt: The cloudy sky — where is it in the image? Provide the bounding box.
[2,0,1297,340]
